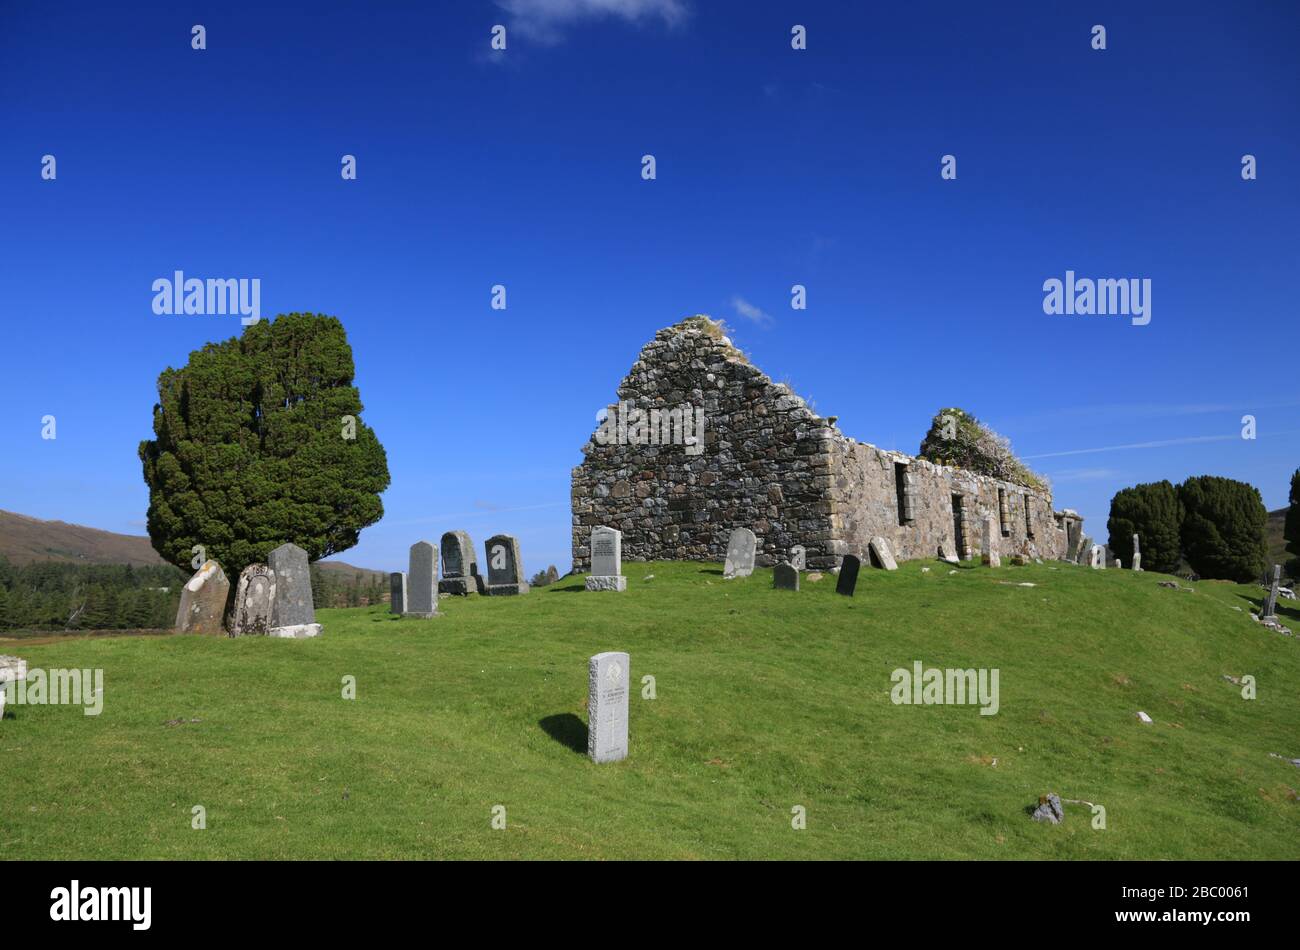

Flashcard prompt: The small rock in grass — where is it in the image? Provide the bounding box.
[1136,711,1153,724]
[806,572,823,582]
[1031,794,1064,824]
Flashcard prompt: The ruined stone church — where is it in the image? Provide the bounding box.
[571,316,1083,571]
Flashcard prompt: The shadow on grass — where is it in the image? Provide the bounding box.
[546,584,586,593]
[539,713,587,754]
[698,569,723,576]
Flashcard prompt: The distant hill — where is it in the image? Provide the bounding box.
[0,509,384,579]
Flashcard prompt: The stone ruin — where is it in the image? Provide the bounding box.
[571,316,1082,571]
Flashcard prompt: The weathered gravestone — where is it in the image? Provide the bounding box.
[175,560,230,635]
[1076,536,1093,566]
[485,534,529,595]
[1,655,28,722]
[268,543,322,637]
[1131,534,1142,571]
[1088,544,1103,569]
[587,651,630,764]
[836,554,861,596]
[723,527,757,579]
[390,572,407,614]
[868,536,898,570]
[405,541,439,617]
[1263,564,1282,620]
[230,563,276,637]
[789,545,807,571]
[439,531,482,596]
[773,562,799,591]
[980,517,1001,568]
[585,525,627,591]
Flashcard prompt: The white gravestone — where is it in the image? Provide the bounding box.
[587,652,630,763]
[585,526,627,592]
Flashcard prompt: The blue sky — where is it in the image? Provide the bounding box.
[2,0,1297,576]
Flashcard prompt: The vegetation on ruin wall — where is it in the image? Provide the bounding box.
[918,408,1048,491]
[138,313,391,579]
[3,560,1297,859]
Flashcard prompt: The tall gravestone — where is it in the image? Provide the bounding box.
[723,527,757,579]
[1,655,28,722]
[390,572,407,614]
[773,562,799,591]
[230,563,276,637]
[175,560,230,636]
[485,535,529,595]
[405,541,439,617]
[1132,534,1142,571]
[439,531,482,596]
[1089,545,1104,570]
[1263,564,1281,620]
[789,545,807,571]
[585,526,627,591]
[836,554,861,596]
[268,544,321,638]
[980,517,1001,568]
[587,651,630,764]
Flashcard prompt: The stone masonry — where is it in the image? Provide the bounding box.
[571,317,1078,570]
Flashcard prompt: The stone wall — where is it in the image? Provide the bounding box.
[571,317,1076,570]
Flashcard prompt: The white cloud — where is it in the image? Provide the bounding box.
[730,295,774,327]
[496,0,688,43]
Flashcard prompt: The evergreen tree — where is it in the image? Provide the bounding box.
[1283,468,1300,580]
[1107,480,1183,574]
[1178,475,1268,582]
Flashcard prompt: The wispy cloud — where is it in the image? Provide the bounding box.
[1043,467,1122,483]
[730,295,774,327]
[496,0,689,44]
[1024,434,1237,460]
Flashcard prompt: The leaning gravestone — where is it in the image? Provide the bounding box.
[267,543,322,638]
[868,536,898,570]
[587,651,630,764]
[774,562,799,591]
[1,655,28,722]
[1131,534,1142,571]
[485,534,529,595]
[405,541,439,617]
[230,563,276,637]
[1076,536,1093,566]
[723,527,757,579]
[585,526,627,591]
[836,554,861,596]
[1263,564,1282,620]
[175,560,230,635]
[390,572,407,614]
[439,531,481,596]
[789,545,807,571]
[980,518,1001,568]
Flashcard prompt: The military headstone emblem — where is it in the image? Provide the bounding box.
[585,525,627,591]
[587,651,630,763]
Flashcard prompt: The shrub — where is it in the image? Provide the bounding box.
[1177,475,1267,582]
[1107,480,1183,574]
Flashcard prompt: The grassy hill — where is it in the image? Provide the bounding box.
[1,559,1297,859]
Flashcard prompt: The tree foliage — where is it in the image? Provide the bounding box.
[917,407,1047,490]
[139,313,390,577]
[1284,468,1300,579]
[1177,475,1267,582]
[1106,480,1183,574]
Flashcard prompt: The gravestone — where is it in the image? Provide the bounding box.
[722,527,757,579]
[868,536,898,570]
[836,554,861,596]
[175,560,230,636]
[230,563,276,637]
[390,572,407,614]
[1263,564,1282,620]
[789,545,807,571]
[1089,545,1104,569]
[587,651,630,764]
[405,541,439,617]
[439,531,481,595]
[585,525,627,591]
[773,562,799,591]
[1114,557,1123,570]
[980,517,1001,568]
[1131,533,1142,571]
[485,534,529,595]
[1,655,27,722]
[268,543,321,637]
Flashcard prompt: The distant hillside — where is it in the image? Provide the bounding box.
[0,509,384,579]
[1266,507,1292,576]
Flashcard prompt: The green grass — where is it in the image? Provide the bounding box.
[2,559,1298,859]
